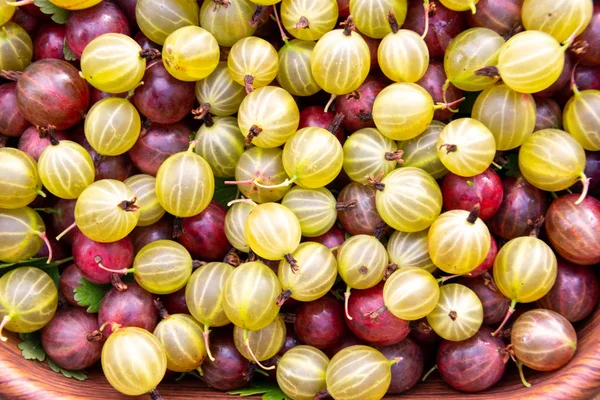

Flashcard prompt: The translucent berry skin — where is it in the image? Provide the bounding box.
[522,0,592,43]
[372,82,434,141]
[153,314,207,372]
[162,26,220,82]
[0,22,33,72]
[437,118,497,178]
[199,0,256,47]
[375,167,443,233]
[98,282,159,338]
[563,89,600,151]
[155,150,215,218]
[545,194,600,265]
[487,174,549,240]
[350,0,407,39]
[80,33,146,93]
[276,345,329,400]
[466,0,523,36]
[0,82,29,138]
[41,307,102,370]
[233,316,286,362]
[278,242,337,302]
[185,262,234,328]
[133,240,193,295]
[426,283,484,342]
[493,237,558,304]
[131,60,196,124]
[101,327,167,396]
[294,296,348,349]
[335,76,386,133]
[497,30,565,94]
[0,207,46,263]
[135,0,199,45]
[244,203,301,261]
[71,231,134,285]
[537,258,600,322]
[387,229,436,273]
[337,182,384,236]
[337,234,388,290]
[458,275,510,325]
[311,28,370,95]
[0,267,58,334]
[282,127,344,189]
[472,83,537,151]
[228,37,279,89]
[441,168,503,221]
[345,282,410,346]
[511,309,577,371]
[437,326,507,393]
[397,120,448,179]
[518,129,586,192]
[195,62,246,117]
[59,264,84,307]
[383,267,440,321]
[16,59,90,130]
[177,201,231,261]
[443,27,504,92]
[325,345,392,400]
[65,1,131,59]
[222,261,281,331]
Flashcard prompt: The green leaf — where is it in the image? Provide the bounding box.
[502,151,520,177]
[47,358,87,381]
[73,278,110,313]
[229,382,291,400]
[34,0,70,24]
[213,177,238,209]
[63,39,77,61]
[18,332,46,362]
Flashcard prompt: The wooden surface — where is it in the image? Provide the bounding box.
[1,303,599,400]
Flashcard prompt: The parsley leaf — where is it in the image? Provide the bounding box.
[73,278,110,313]
[47,358,87,381]
[213,177,238,209]
[33,0,70,24]
[63,39,77,61]
[229,381,292,400]
[18,332,45,362]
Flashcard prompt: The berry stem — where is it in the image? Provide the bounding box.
[466,205,480,224]
[437,274,460,284]
[324,94,337,113]
[575,172,590,205]
[389,356,403,366]
[272,5,289,45]
[245,124,262,145]
[36,189,46,198]
[384,150,405,163]
[86,330,103,342]
[154,298,170,320]
[94,255,134,275]
[276,289,292,307]
[421,0,431,39]
[0,314,12,342]
[328,113,345,135]
[35,231,53,264]
[387,11,399,34]
[99,321,121,333]
[344,285,353,320]
[204,324,215,362]
[341,16,356,36]
[244,75,254,95]
[469,1,476,14]
[335,200,357,211]
[254,176,297,189]
[284,253,299,273]
[149,389,164,400]
[433,96,466,111]
[226,198,258,207]
[492,299,517,337]
[515,359,532,388]
[295,16,309,30]
[570,62,581,96]
[422,364,438,381]
[439,144,457,154]
[243,329,275,370]
[491,161,503,170]
[55,221,77,241]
